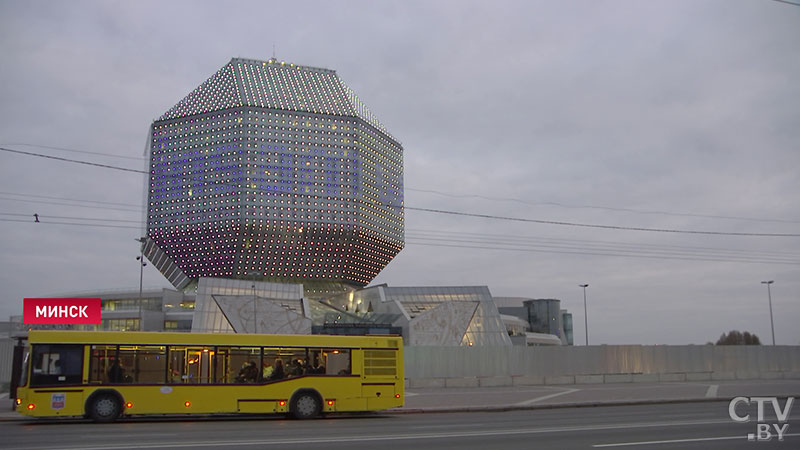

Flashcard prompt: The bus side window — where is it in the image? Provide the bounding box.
[213,347,230,383]
[168,347,187,383]
[324,349,351,376]
[283,348,307,378]
[307,349,326,374]
[89,345,117,383]
[30,344,83,386]
[169,346,214,384]
[117,346,166,384]
[219,347,261,384]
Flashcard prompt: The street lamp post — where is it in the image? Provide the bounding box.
[248,271,259,333]
[761,280,776,345]
[580,284,589,346]
[135,237,147,330]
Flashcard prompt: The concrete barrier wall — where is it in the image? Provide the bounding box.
[0,338,14,389]
[3,340,797,389]
[405,345,800,385]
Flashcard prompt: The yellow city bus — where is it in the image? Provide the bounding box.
[15,330,403,422]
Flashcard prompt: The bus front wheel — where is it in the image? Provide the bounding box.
[290,391,321,419]
[88,393,122,423]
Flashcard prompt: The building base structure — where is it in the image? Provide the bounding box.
[9,279,573,347]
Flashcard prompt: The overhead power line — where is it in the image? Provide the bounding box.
[8,143,798,224]
[770,0,800,6]
[408,228,800,259]
[403,240,799,266]
[2,143,144,161]
[406,187,800,225]
[3,209,796,265]
[406,229,799,265]
[3,216,795,265]
[0,212,142,227]
[401,206,800,237]
[0,147,146,174]
[33,214,141,223]
[0,196,142,213]
[0,191,141,208]
[0,218,140,230]
[5,145,798,238]
[0,192,142,213]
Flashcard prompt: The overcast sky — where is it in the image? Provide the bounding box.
[1,0,797,345]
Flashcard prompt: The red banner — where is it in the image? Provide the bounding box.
[23,298,102,325]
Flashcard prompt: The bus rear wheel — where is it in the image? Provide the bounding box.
[290,391,321,419]
[88,393,122,423]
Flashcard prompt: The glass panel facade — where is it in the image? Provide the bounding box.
[192,277,304,333]
[103,298,161,311]
[102,319,140,332]
[384,286,512,346]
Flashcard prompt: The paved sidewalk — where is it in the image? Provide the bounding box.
[393,378,800,413]
[1,379,797,420]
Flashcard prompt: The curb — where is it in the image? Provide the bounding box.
[390,391,800,414]
[0,398,719,422]
[3,394,797,421]
[389,397,730,414]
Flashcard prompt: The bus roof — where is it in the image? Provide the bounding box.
[26,330,402,349]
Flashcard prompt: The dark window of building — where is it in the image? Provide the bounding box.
[102,318,140,332]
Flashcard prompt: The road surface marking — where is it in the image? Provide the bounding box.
[593,433,800,447]
[514,388,579,406]
[705,384,718,398]
[15,419,735,450]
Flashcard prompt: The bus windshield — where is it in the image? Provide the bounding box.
[17,347,29,388]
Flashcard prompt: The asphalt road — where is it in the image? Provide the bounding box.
[1,401,798,450]
[400,379,800,411]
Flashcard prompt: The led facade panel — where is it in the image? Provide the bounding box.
[145,58,404,289]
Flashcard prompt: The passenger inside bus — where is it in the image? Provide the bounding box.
[262,360,273,380]
[288,359,304,377]
[235,361,259,383]
[309,357,325,374]
[268,358,285,381]
[108,360,126,383]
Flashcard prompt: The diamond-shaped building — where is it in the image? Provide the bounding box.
[143,57,404,290]
[14,57,541,347]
